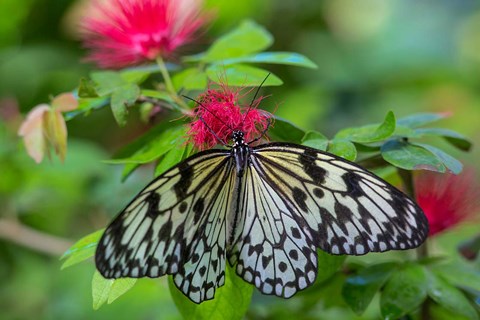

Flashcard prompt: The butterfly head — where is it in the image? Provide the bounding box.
[232,130,246,146]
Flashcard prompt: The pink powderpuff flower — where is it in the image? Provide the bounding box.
[188,84,272,149]
[415,169,480,236]
[80,0,208,69]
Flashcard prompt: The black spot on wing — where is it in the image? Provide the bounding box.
[291,227,301,239]
[288,249,298,260]
[313,188,324,198]
[262,255,273,268]
[174,162,193,199]
[145,192,161,218]
[299,149,326,184]
[342,171,365,197]
[193,198,205,224]
[292,187,308,212]
[179,201,188,213]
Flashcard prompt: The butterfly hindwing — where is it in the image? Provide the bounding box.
[251,143,429,255]
[95,149,234,303]
[228,165,318,298]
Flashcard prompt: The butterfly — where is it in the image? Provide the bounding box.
[95,128,429,304]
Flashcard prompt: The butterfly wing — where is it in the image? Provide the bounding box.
[228,164,318,298]
[228,142,428,298]
[95,149,236,303]
[250,142,429,255]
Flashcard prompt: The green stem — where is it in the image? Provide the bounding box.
[398,168,429,258]
[398,168,430,319]
[155,56,190,113]
[156,56,176,94]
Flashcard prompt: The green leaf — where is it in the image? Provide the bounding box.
[64,97,110,120]
[169,265,253,320]
[206,64,282,87]
[121,163,140,182]
[380,263,429,319]
[328,139,357,161]
[141,89,173,102]
[268,116,305,143]
[106,125,186,164]
[381,140,446,172]
[92,271,113,310]
[60,229,103,269]
[301,131,328,151]
[430,304,477,320]
[335,111,396,143]
[202,20,273,62]
[413,143,463,174]
[108,278,137,304]
[316,251,346,284]
[78,78,99,98]
[397,112,448,128]
[110,122,175,159]
[219,52,317,69]
[172,68,208,91]
[393,124,418,138]
[415,128,472,151]
[342,263,397,315]
[90,71,127,96]
[432,261,480,292]
[92,272,137,310]
[110,84,141,126]
[426,270,478,320]
[120,68,151,84]
[154,141,192,177]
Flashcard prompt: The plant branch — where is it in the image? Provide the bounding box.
[0,218,72,256]
[155,56,190,112]
[398,168,430,320]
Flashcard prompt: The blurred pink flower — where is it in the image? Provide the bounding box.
[415,169,480,236]
[80,0,208,69]
[188,84,271,149]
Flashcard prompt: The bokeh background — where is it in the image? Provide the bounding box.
[1,0,479,319]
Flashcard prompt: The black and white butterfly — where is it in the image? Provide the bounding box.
[95,128,429,303]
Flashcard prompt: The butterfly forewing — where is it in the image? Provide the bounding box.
[95,149,234,303]
[251,143,429,255]
[173,155,237,302]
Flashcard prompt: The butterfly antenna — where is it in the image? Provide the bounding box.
[242,73,271,124]
[246,117,272,144]
[182,95,230,146]
[183,95,234,132]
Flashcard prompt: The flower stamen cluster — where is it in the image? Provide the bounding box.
[188,85,271,149]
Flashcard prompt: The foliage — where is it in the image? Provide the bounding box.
[2,0,480,319]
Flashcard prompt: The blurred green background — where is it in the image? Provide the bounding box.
[1,0,479,319]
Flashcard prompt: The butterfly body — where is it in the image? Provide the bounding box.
[231,130,251,177]
[96,131,429,303]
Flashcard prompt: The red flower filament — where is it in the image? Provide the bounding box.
[188,85,271,150]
